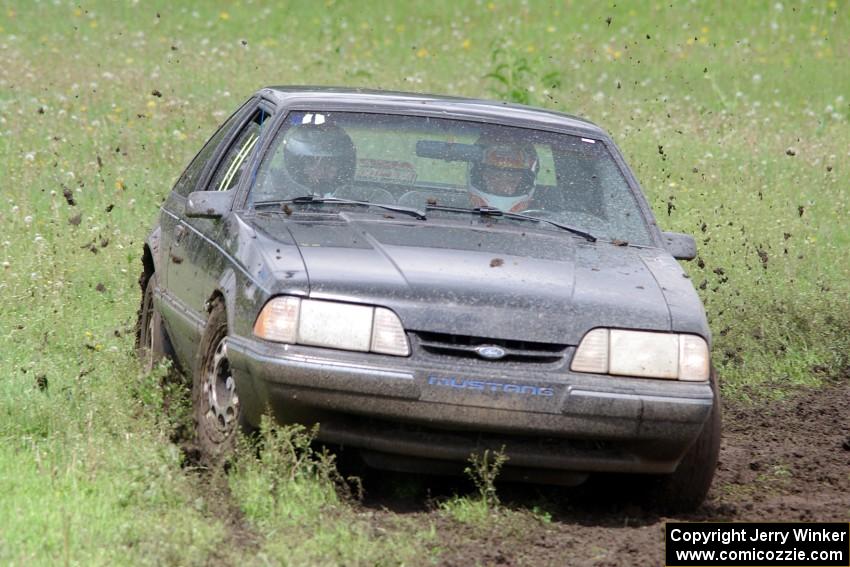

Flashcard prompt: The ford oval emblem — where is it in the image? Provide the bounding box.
[476,345,507,360]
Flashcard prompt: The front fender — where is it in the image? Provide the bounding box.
[209,268,239,334]
[145,225,163,274]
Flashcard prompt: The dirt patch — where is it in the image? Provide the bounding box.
[182,459,263,566]
[711,380,850,521]
[361,379,850,566]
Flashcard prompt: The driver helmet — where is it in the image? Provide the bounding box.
[468,135,539,212]
[282,119,356,193]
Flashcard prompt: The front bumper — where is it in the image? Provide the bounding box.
[227,335,714,476]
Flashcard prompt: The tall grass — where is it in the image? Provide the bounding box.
[1,1,847,562]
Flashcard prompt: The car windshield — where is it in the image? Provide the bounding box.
[250,111,653,245]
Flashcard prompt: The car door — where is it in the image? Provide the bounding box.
[165,105,272,365]
[156,101,253,363]
[158,102,252,287]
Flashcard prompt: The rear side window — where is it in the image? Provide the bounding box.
[207,110,269,192]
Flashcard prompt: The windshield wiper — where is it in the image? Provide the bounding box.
[425,205,597,242]
[254,195,427,221]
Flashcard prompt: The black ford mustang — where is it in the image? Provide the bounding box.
[136,87,720,511]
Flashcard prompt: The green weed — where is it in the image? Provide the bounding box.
[0,1,848,563]
[484,39,561,105]
[465,447,509,510]
[440,447,508,526]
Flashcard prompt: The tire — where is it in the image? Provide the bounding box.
[136,272,172,373]
[645,368,722,513]
[191,298,246,465]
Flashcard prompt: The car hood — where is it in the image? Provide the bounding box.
[246,213,708,345]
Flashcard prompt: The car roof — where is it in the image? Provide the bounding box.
[260,86,608,137]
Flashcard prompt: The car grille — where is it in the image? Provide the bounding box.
[413,331,568,364]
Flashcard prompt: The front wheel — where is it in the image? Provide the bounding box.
[645,368,722,513]
[192,299,246,465]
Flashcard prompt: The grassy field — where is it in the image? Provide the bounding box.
[1,1,848,564]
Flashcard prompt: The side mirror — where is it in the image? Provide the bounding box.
[186,190,233,219]
[662,231,697,260]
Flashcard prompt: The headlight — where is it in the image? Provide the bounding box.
[298,300,373,351]
[571,329,709,381]
[253,297,410,356]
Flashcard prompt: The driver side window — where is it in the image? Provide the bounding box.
[172,111,241,197]
[207,110,269,192]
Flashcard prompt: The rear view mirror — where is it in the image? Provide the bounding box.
[415,140,481,162]
[662,231,697,260]
[186,191,234,219]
